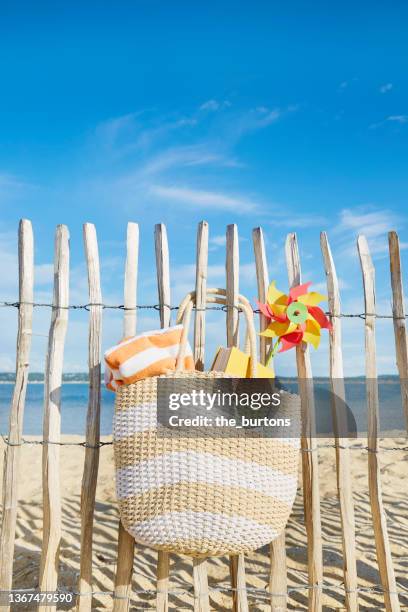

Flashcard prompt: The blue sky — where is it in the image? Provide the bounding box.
[0,2,407,375]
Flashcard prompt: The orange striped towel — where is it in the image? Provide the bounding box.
[104,325,195,391]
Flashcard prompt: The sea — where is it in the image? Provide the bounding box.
[0,383,115,436]
[0,377,407,437]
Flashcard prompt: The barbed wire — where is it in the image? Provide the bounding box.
[1,435,407,451]
[0,300,405,319]
[5,580,408,598]
[0,434,112,448]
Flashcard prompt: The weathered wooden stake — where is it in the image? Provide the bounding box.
[194,221,209,370]
[193,558,210,612]
[252,227,287,611]
[113,222,139,612]
[155,223,171,612]
[0,220,34,608]
[388,231,408,434]
[320,232,359,611]
[226,224,239,347]
[358,235,400,612]
[285,233,323,612]
[39,225,70,612]
[77,224,103,611]
[226,224,248,612]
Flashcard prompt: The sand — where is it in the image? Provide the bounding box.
[1,435,408,611]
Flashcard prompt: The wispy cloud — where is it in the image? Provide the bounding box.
[337,77,358,93]
[338,207,400,237]
[209,234,227,249]
[0,233,55,297]
[209,105,297,145]
[334,206,407,257]
[139,145,235,176]
[387,115,408,123]
[379,83,393,94]
[0,173,31,204]
[93,111,198,158]
[232,107,283,136]
[199,99,231,112]
[94,111,142,148]
[79,102,297,217]
[370,114,408,129]
[149,185,258,213]
[309,278,350,293]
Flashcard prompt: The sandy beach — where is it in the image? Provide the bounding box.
[1,435,407,610]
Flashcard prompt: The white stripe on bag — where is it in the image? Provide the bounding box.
[116,451,298,504]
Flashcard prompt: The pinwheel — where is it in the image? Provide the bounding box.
[256,281,332,360]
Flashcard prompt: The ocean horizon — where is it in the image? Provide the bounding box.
[0,376,407,436]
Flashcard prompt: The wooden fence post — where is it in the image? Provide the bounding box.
[194,221,208,370]
[39,225,70,612]
[252,227,270,364]
[226,224,239,348]
[252,227,288,611]
[357,236,400,612]
[285,233,323,612]
[123,222,139,338]
[191,221,211,612]
[193,558,210,612]
[155,223,171,612]
[320,232,359,611]
[76,224,103,611]
[388,231,408,434]
[0,220,34,607]
[113,222,139,612]
[226,224,248,612]
[155,224,171,329]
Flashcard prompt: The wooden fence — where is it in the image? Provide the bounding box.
[0,218,407,611]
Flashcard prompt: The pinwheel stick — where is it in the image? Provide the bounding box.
[265,339,280,367]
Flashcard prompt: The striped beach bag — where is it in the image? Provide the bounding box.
[113,288,300,557]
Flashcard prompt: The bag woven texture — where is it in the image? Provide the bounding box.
[113,289,300,557]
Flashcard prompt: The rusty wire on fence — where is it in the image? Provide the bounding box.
[1,435,408,453]
[0,299,406,319]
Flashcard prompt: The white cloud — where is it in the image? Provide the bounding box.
[94,112,141,146]
[310,278,350,293]
[338,207,399,238]
[35,263,54,285]
[149,185,258,213]
[94,111,198,157]
[0,231,18,297]
[219,106,295,143]
[334,207,406,257]
[199,99,231,112]
[248,108,282,129]
[209,234,227,248]
[369,114,408,129]
[82,103,296,218]
[387,115,408,123]
[240,262,256,284]
[200,100,220,111]
[380,83,393,94]
[139,146,229,176]
[135,118,197,150]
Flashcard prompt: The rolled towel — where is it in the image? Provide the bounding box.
[104,324,195,391]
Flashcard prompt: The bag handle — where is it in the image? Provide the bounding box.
[175,288,258,377]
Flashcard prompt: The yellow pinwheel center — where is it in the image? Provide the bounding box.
[287,301,308,324]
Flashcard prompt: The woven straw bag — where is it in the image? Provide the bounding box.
[113,288,300,557]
